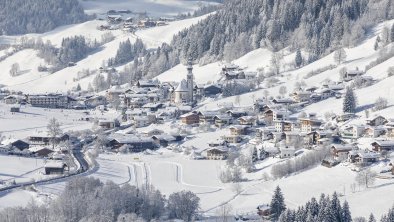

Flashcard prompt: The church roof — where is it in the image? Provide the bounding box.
[175,80,189,92]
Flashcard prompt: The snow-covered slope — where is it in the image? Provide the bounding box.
[0,14,211,93]
[80,0,212,16]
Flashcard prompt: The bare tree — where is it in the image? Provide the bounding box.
[231,182,243,195]
[234,95,241,106]
[215,204,233,222]
[279,86,287,98]
[374,97,388,111]
[47,118,62,149]
[9,63,20,77]
[167,191,200,222]
[339,67,348,80]
[334,48,347,64]
[355,169,377,188]
[271,52,283,75]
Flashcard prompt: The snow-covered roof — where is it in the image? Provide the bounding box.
[174,80,188,92]
[45,161,65,168]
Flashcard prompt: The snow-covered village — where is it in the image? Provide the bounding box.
[0,0,394,222]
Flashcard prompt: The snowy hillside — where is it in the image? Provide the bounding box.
[0,14,210,93]
[79,0,213,16]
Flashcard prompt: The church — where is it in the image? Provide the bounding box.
[173,60,194,105]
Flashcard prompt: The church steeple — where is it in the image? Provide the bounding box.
[186,58,194,105]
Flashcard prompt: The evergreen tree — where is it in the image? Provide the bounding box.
[342,201,352,222]
[330,192,342,222]
[374,38,379,51]
[252,147,258,162]
[270,186,286,221]
[391,24,394,43]
[368,213,376,222]
[295,49,303,68]
[114,39,134,65]
[343,87,357,113]
[380,206,394,222]
[76,83,81,91]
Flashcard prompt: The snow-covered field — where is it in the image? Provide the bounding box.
[0,155,47,185]
[0,103,118,139]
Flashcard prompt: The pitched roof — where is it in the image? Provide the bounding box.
[175,80,189,92]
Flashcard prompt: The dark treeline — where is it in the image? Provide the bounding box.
[271,186,394,222]
[0,0,90,35]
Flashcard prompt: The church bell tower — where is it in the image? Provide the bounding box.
[186,59,194,105]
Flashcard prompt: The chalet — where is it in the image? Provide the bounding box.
[300,118,323,133]
[256,127,275,141]
[152,134,177,147]
[274,120,296,133]
[198,111,219,124]
[137,80,159,88]
[305,86,318,93]
[344,69,363,81]
[280,146,296,158]
[264,109,290,126]
[84,95,107,108]
[204,85,222,97]
[214,115,232,128]
[31,147,54,157]
[98,120,118,129]
[229,125,248,136]
[108,135,156,152]
[386,127,394,138]
[331,144,354,161]
[349,151,380,166]
[208,139,228,147]
[238,116,256,126]
[371,141,394,152]
[28,94,77,109]
[4,95,25,104]
[194,85,204,100]
[107,87,125,101]
[180,113,199,125]
[257,204,270,218]
[222,135,241,144]
[133,116,153,128]
[245,71,257,80]
[141,129,164,137]
[29,134,69,146]
[271,98,294,105]
[359,76,374,86]
[367,115,388,126]
[365,126,385,138]
[322,89,336,100]
[291,91,311,103]
[142,103,164,112]
[253,100,266,113]
[341,125,365,139]
[306,131,332,145]
[44,161,67,175]
[206,146,229,160]
[337,113,357,122]
[8,139,30,151]
[284,132,302,146]
[227,110,248,118]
